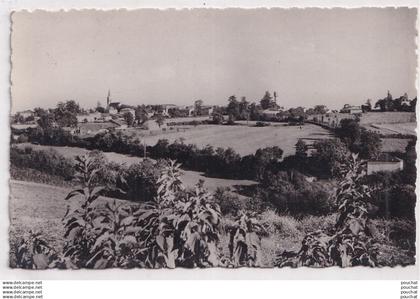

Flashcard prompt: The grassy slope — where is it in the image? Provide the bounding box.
[9,180,414,267]
[9,180,330,267]
[14,143,257,192]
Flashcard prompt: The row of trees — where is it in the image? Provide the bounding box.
[368,91,416,112]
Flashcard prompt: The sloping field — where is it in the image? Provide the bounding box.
[9,180,137,255]
[381,138,412,153]
[363,122,416,136]
[359,112,416,124]
[130,124,332,156]
[14,143,257,192]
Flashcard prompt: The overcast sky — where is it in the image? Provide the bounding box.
[11,8,417,112]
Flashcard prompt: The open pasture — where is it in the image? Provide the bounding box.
[129,123,332,156]
[363,122,416,136]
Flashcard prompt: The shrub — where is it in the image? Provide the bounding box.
[214,187,244,216]
[118,159,163,202]
[257,170,333,217]
[277,154,380,268]
[255,121,270,127]
[13,157,224,269]
[10,146,75,180]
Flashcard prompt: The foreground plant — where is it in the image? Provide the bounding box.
[136,162,222,268]
[13,230,64,269]
[13,156,224,269]
[226,212,265,267]
[277,154,378,267]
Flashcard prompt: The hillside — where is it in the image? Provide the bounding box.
[359,112,416,125]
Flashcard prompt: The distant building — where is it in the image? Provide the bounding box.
[76,112,102,123]
[261,109,283,120]
[340,104,363,114]
[74,121,120,135]
[309,112,356,128]
[366,154,403,175]
[108,102,120,115]
[200,105,214,116]
[161,104,179,117]
[19,110,34,119]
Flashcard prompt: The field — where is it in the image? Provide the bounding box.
[14,143,257,192]
[359,112,416,125]
[363,122,416,136]
[128,123,332,156]
[381,138,412,153]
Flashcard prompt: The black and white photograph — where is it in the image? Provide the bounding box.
[8,8,417,270]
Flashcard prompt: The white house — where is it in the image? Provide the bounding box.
[366,154,404,175]
[340,104,363,114]
[19,110,34,119]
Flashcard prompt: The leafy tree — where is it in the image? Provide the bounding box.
[410,97,417,112]
[357,129,382,160]
[33,107,47,118]
[338,118,361,148]
[239,97,249,120]
[155,113,165,128]
[55,111,78,128]
[37,112,55,129]
[227,95,240,120]
[288,107,305,119]
[295,139,308,158]
[134,105,148,125]
[313,105,327,115]
[254,146,283,180]
[194,99,203,116]
[249,103,262,121]
[312,139,348,177]
[260,91,274,110]
[123,112,134,127]
[211,112,224,124]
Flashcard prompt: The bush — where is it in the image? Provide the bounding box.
[118,159,165,202]
[214,187,244,216]
[257,170,334,217]
[10,146,75,180]
[255,121,270,127]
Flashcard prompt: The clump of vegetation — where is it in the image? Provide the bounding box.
[12,156,224,269]
[10,146,75,180]
[276,154,381,268]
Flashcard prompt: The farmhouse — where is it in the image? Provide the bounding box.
[261,108,283,120]
[309,112,356,128]
[19,110,35,119]
[340,104,363,114]
[74,121,120,135]
[108,102,120,115]
[161,104,179,117]
[366,153,403,175]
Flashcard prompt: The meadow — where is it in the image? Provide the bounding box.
[362,122,416,136]
[128,123,332,156]
[14,143,257,192]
